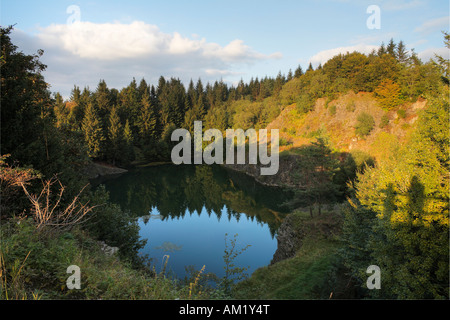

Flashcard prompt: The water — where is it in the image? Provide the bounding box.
[97,164,291,280]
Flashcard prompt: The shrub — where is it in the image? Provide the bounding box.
[279,137,293,146]
[374,79,403,111]
[397,109,406,119]
[346,101,356,112]
[329,104,337,116]
[355,112,375,138]
[379,114,390,128]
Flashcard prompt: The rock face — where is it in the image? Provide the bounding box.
[271,212,342,265]
[271,214,303,264]
[223,154,300,188]
[97,241,119,256]
[82,162,128,179]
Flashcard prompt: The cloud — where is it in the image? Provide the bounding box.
[308,44,379,66]
[36,21,279,63]
[381,0,424,11]
[418,47,449,62]
[414,16,449,35]
[11,21,281,98]
[330,0,424,11]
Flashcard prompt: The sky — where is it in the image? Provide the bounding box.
[1,0,449,99]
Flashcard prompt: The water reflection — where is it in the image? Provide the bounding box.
[98,164,292,278]
[101,164,291,237]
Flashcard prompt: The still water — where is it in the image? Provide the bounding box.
[99,164,291,279]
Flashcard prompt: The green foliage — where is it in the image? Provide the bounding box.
[397,109,406,119]
[341,93,449,299]
[345,100,356,112]
[220,233,251,296]
[233,211,342,299]
[289,138,342,215]
[328,104,337,116]
[279,137,292,147]
[84,185,146,267]
[379,114,390,128]
[82,103,105,158]
[0,26,50,157]
[374,79,403,110]
[355,112,375,138]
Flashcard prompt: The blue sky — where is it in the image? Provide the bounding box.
[1,0,449,98]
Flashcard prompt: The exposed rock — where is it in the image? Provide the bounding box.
[223,154,299,188]
[82,162,128,179]
[271,214,303,264]
[271,211,342,265]
[97,241,119,256]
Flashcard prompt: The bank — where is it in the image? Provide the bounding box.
[232,207,356,299]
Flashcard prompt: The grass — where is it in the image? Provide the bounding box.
[232,210,342,299]
[0,217,215,300]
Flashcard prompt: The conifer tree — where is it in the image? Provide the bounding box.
[82,102,105,158]
[294,65,304,78]
[137,91,158,146]
[107,105,123,165]
[123,119,135,162]
[396,40,409,64]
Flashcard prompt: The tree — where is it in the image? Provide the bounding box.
[54,92,69,128]
[122,119,135,163]
[294,65,304,78]
[433,31,450,84]
[374,79,402,110]
[345,94,449,299]
[1,26,50,157]
[94,79,110,124]
[355,112,375,138]
[82,102,105,158]
[136,91,158,146]
[290,138,341,216]
[386,38,396,57]
[396,40,409,64]
[107,106,123,165]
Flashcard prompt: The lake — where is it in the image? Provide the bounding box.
[98,164,291,280]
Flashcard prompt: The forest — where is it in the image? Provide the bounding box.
[1,24,449,300]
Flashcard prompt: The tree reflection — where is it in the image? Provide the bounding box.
[100,165,292,237]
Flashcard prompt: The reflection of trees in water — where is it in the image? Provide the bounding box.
[102,165,292,237]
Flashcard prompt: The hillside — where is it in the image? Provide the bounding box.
[268,91,427,161]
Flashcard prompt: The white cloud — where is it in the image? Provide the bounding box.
[11,21,281,98]
[308,44,379,66]
[414,16,449,35]
[36,21,278,63]
[418,47,449,62]
[381,0,424,11]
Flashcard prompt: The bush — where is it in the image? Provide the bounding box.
[374,79,403,111]
[329,104,337,116]
[346,101,356,112]
[279,137,293,146]
[397,109,406,119]
[379,114,390,128]
[355,112,375,138]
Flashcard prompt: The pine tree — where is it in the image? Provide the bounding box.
[107,105,123,165]
[396,40,409,64]
[386,38,396,57]
[54,92,69,128]
[95,79,110,123]
[82,102,105,158]
[294,65,304,78]
[122,119,135,163]
[137,91,158,146]
[287,69,293,81]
